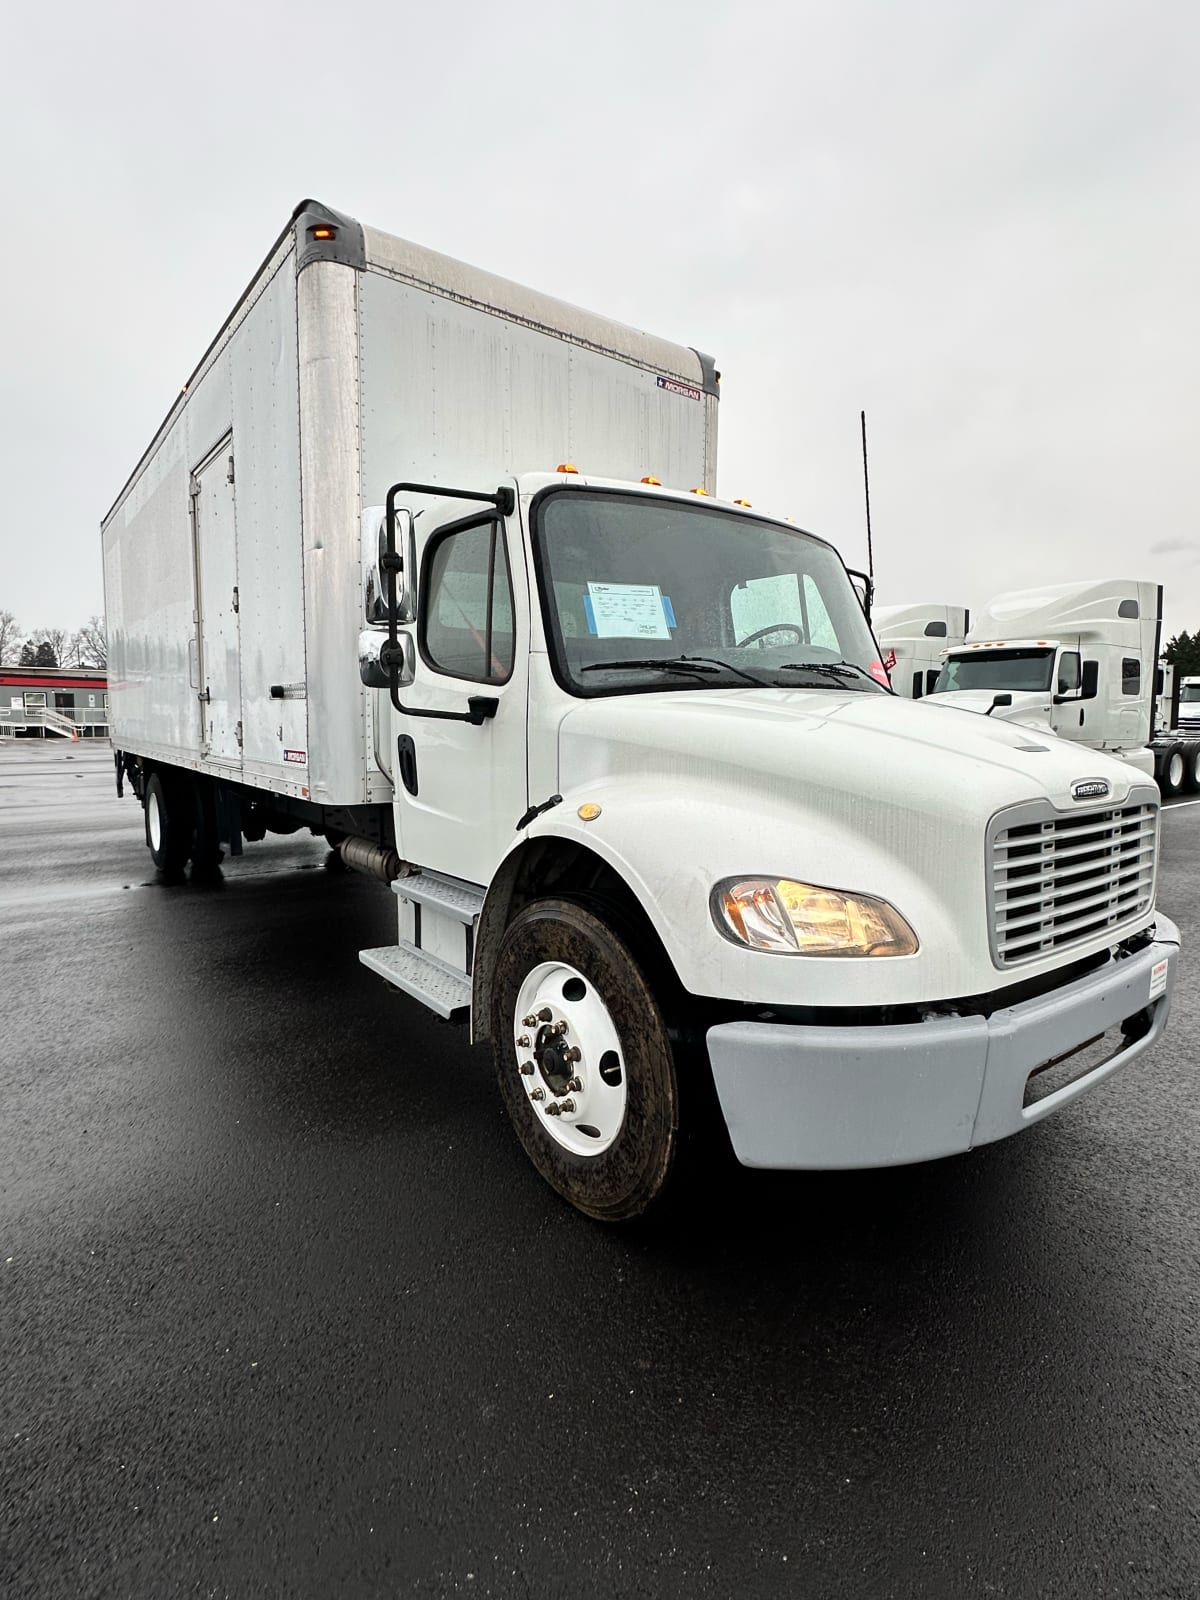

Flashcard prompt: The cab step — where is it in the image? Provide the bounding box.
[392,871,485,924]
[359,942,471,1021]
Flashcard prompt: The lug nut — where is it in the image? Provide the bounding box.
[565,1077,582,1094]
[519,1060,535,1076]
[545,1101,562,1117]
[517,1034,531,1048]
[552,1020,569,1037]
[536,1007,553,1022]
[529,1087,546,1102]
[566,1046,582,1063]
[522,1014,539,1029]
[559,1098,576,1114]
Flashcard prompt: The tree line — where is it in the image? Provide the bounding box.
[0,611,108,669]
[1164,632,1200,676]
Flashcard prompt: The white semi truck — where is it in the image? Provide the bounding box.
[927,580,1200,795]
[102,201,1180,1220]
[873,604,969,698]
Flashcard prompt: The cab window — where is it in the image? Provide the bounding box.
[421,519,514,684]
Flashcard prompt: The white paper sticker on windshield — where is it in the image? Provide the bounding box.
[585,582,672,640]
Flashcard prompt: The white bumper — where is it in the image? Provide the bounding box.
[706,917,1180,1169]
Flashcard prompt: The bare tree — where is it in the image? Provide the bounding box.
[29,628,69,668]
[0,610,21,665]
[74,615,108,669]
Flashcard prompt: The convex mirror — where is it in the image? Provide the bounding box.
[359,629,414,689]
[362,506,416,627]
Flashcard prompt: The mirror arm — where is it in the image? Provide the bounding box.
[382,478,512,727]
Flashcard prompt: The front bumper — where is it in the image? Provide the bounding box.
[706,916,1180,1169]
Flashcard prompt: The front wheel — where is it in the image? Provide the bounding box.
[491,899,679,1221]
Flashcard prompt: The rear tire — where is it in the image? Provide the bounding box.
[1161,747,1185,797]
[1185,747,1200,795]
[491,898,679,1222]
[144,770,192,874]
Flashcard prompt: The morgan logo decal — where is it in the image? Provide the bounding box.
[657,375,702,402]
[1071,778,1110,801]
[284,749,307,765]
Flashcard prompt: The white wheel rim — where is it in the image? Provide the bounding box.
[148,790,163,852]
[1169,753,1183,786]
[512,960,628,1157]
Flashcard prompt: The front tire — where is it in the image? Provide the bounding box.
[144,770,192,874]
[491,898,679,1222]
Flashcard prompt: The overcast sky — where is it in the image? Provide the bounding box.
[2,0,1197,640]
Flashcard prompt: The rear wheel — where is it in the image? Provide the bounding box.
[1186,747,1200,795]
[491,898,679,1221]
[144,770,192,874]
[1161,747,1185,797]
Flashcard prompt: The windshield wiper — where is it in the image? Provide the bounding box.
[777,659,883,688]
[581,654,774,687]
[581,657,721,677]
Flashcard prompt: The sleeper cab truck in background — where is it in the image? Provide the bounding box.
[102,202,1180,1220]
[926,579,1200,796]
[873,604,969,699]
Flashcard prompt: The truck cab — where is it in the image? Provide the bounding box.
[927,579,1160,777]
[872,603,969,699]
[356,485,1179,1216]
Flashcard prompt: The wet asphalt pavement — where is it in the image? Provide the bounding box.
[2,741,1199,1599]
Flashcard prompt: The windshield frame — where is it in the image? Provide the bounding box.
[528,484,882,701]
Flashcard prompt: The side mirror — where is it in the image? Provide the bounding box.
[846,567,873,622]
[359,629,414,689]
[984,692,1013,716]
[1080,660,1099,701]
[362,506,416,627]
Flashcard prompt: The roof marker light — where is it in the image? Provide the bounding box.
[690,487,709,496]
[310,225,336,241]
[556,463,579,474]
[733,498,752,507]
[641,475,662,485]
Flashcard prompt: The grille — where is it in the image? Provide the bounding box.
[991,801,1157,966]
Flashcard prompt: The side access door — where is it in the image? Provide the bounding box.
[390,503,529,888]
[190,435,243,766]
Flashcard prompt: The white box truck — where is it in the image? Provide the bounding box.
[103,201,1180,1220]
[926,579,1200,795]
[873,603,969,698]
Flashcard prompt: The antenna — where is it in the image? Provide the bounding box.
[860,409,874,584]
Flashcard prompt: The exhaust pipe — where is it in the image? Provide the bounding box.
[338,836,402,883]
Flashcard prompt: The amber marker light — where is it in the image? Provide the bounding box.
[733,498,752,507]
[310,226,336,241]
[578,803,602,822]
[556,462,579,474]
[690,487,709,495]
[641,475,662,485]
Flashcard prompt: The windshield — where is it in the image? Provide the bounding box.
[533,490,885,697]
[932,648,1054,694]
[1181,684,1200,704]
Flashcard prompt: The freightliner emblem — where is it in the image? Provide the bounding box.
[1071,778,1111,801]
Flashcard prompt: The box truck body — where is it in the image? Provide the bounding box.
[103,201,717,813]
[102,204,1179,1220]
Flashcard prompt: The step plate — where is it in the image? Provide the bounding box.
[359,944,471,1020]
[392,872,485,925]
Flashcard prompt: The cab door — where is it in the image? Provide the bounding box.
[390,506,529,886]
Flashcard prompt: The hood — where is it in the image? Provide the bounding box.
[548,686,1157,1010]
[557,686,1138,816]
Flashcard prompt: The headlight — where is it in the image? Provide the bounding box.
[711,877,919,957]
